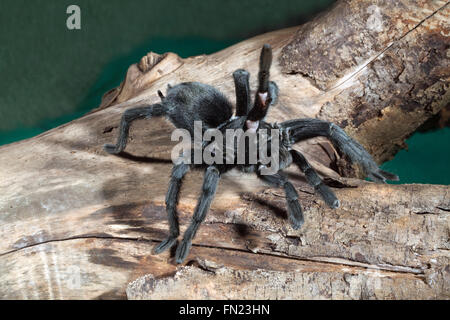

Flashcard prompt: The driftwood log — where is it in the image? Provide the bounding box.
[0,0,449,299]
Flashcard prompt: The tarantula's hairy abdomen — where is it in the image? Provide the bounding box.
[164,82,233,134]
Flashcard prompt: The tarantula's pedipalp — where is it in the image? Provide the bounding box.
[153,161,190,254]
[268,81,279,108]
[257,169,304,230]
[175,166,221,263]
[290,149,340,208]
[104,43,399,264]
[104,104,166,154]
[280,118,399,183]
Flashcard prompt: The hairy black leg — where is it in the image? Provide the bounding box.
[233,69,251,117]
[153,162,190,254]
[248,44,279,121]
[257,169,304,230]
[103,103,166,154]
[281,118,399,183]
[257,43,272,93]
[291,150,339,208]
[175,166,220,263]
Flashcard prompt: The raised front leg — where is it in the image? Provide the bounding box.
[153,162,190,255]
[257,169,304,230]
[233,69,251,117]
[281,118,399,183]
[247,44,279,122]
[175,166,221,263]
[104,103,166,154]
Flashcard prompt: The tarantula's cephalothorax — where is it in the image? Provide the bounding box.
[104,44,398,263]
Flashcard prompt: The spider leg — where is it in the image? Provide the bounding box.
[247,44,279,121]
[232,66,278,117]
[257,169,304,230]
[233,69,251,117]
[103,103,166,154]
[290,149,339,208]
[153,162,190,254]
[257,44,272,93]
[175,166,221,263]
[281,119,399,183]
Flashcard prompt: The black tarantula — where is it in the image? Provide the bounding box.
[104,44,398,263]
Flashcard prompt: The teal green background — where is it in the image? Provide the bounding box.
[0,0,448,184]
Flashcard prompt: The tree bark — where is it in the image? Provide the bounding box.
[0,0,448,300]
